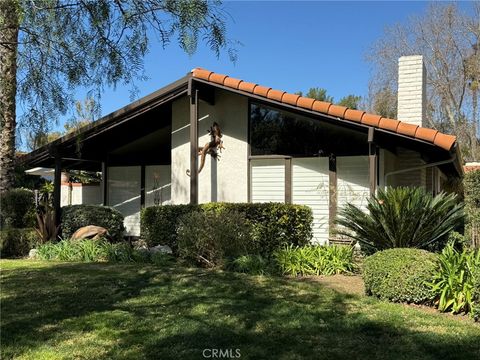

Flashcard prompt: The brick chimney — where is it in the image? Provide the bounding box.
[397,55,427,127]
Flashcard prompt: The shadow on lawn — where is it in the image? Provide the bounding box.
[1,262,480,360]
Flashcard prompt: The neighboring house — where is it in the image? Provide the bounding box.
[21,55,463,243]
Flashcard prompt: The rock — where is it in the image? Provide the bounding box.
[149,245,173,254]
[29,249,38,259]
[71,225,109,241]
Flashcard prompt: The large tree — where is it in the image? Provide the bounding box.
[367,3,480,160]
[0,0,234,192]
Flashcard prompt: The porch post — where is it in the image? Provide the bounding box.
[328,154,337,234]
[101,160,108,206]
[189,83,199,205]
[53,153,62,226]
[285,158,292,204]
[368,128,378,196]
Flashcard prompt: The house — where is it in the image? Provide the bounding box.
[21,55,463,244]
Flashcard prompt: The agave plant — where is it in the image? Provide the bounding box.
[36,206,59,243]
[336,187,464,251]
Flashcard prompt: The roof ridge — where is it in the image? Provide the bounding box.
[191,68,456,151]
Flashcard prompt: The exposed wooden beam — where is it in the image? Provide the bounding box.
[189,83,199,205]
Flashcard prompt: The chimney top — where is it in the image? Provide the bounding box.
[397,55,427,128]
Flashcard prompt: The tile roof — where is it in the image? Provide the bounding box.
[191,68,457,152]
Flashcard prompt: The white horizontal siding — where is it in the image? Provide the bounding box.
[337,156,370,212]
[251,159,285,203]
[292,158,329,245]
[108,166,141,236]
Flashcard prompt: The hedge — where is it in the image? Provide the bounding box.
[0,228,40,258]
[0,188,36,228]
[464,170,480,247]
[61,205,125,241]
[141,202,313,255]
[363,248,439,304]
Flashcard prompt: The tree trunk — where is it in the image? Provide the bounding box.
[0,1,19,193]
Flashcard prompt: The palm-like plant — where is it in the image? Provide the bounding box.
[336,187,464,251]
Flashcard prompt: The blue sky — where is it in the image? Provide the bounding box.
[53,1,473,130]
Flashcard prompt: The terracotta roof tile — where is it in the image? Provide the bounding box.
[328,104,348,118]
[192,68,213,80]
[312,100,331,113]
[209,73,228,85]
[267,89,286,102]
[415,127,438,143]
[297,97,315,110]
[397,122,419,137]
[191,68,457,151]
[379,118,400,132]
[253,85,271,97]
[224,77,242,89]
[433,133,457,151]
[238,81,257,93]
[282,93,300,106]
[344,109,365,123]
[361,113,382,127]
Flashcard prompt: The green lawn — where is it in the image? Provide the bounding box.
[1,260,479,360]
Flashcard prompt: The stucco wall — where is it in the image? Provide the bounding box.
[60,183,102,207]
[171,90,248,204]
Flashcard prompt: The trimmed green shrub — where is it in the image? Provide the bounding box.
[428,243,480,314]
[0,188,36,228]
[273,244,356,276]
[141,202,313,255]
[202,203,313,256]
[336,187,464,251]
[363,248,438,304]
[61,205,125,241]
[230,255,272,275]
[177,210,251,267]
[0,228,40,258]
[141,204,197,250]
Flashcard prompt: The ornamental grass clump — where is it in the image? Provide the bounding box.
[273,244,356,276]
[336,187,464,251]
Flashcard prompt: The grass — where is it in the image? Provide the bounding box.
[1,260,479,360]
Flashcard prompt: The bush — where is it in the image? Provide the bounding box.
[61,205,125,241]
[428,243,480,314]
[0,228,40,258]
[363,248,438,304]
[230,255,272,275]
[336,187,464,252]
[141,204,197,250]
[177,210,251,267]
[141,202,313,255]
[273,244,356,276]
[0,188,36,228]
